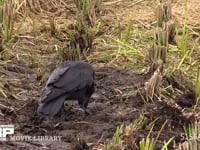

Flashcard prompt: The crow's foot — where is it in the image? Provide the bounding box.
[80,105,90,116]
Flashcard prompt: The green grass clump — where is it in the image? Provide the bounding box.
[104,125,123,150]
[0,0,17,42]
[195,70,200,108]
[139,120,174,150]
[65,0,101,60]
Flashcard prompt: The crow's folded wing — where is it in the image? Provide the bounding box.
[54,66,93,90]
[46,65,69,86]
[42,66,94,103]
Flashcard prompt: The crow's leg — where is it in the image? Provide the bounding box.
[80,104,90,115]
[78,98,90,115]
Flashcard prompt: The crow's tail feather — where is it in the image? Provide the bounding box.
[37,95,66,117]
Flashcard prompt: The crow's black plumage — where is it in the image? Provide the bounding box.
[37,61,95,117]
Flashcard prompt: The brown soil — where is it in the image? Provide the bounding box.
[0,66,147,149]
[0,66,195,150]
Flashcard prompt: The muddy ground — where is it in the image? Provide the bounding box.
[0,0,199,149]
[0,65,147,149]
[0,66,195,150]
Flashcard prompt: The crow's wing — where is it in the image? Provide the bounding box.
[46,63,69,86]
[42,62,94,103]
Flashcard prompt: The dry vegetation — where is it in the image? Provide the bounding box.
[0,0,200,149]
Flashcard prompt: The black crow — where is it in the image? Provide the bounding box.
[37,61,95,117]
